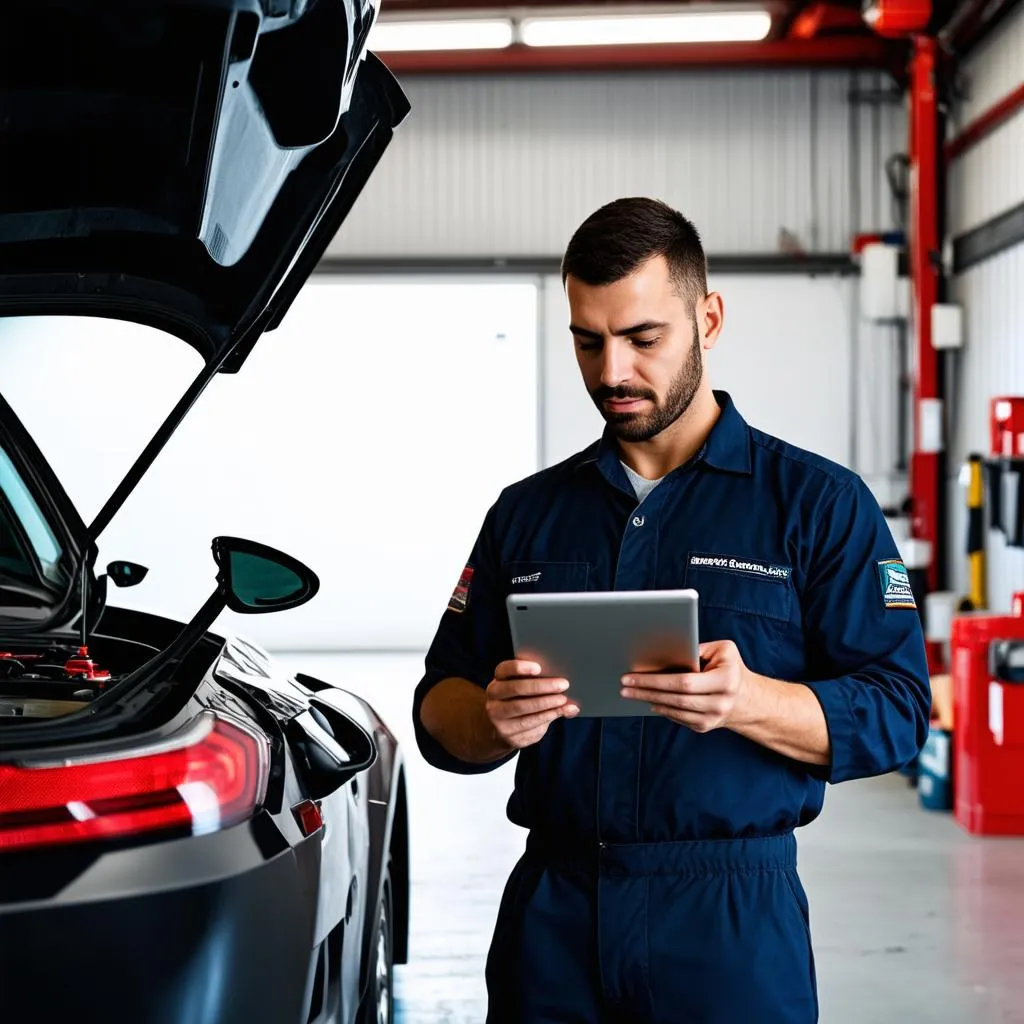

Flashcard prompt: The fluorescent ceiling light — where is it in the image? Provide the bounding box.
[520,10,772,47]
[368,18,514,51]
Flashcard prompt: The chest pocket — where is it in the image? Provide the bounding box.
[684,555,793,674]
[504,560,590,595]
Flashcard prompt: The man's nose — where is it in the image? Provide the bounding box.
[599,342,632,388]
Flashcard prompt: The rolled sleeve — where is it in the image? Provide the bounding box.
[799,477,931,784]
[412,502,516,775]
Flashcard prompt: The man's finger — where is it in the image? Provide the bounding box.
[621,670,726,695]
[507,707,562,734]
[621,688,727,714]
[489,675,570,701]
[494,659,544,680]
[511,724,552,748]
[620,686,693,710]
[698,640,734,658]
[490,692,570,719]
[502,706,572,739]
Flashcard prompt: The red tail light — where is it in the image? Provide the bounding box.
[0,714,270,853]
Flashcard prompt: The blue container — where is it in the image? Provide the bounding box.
[918,727,953,811]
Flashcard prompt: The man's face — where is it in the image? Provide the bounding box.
[566,256,716,443]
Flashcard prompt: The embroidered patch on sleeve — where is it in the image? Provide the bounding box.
[447,565,474,613]
[877,559,916,609]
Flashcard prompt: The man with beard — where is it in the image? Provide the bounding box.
[412,197,930,1023]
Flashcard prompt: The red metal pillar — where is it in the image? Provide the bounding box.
[908,35,943,667]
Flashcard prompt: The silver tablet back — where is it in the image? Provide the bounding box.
[506,589,700,718]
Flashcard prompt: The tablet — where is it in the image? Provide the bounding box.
[505,589,700,718]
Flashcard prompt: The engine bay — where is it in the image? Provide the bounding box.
[0,634,158,720]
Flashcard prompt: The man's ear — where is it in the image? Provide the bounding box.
[698,292,725,349]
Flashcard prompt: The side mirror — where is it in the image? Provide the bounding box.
[79,538,321,719]
[107,561,149,588]
[211,536,319,615]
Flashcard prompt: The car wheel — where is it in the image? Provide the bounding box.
[362,861,394,1024]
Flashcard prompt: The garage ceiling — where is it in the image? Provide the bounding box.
[371,0,1021,77]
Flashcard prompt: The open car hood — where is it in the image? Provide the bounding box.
[0,0,409,369]
[0,0,409,630]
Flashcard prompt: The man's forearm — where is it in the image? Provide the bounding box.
[728,673,831,766]
[419,677,515,765]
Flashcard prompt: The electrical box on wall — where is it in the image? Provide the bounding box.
[899,537,933,571]
[860,243,905,322]
[932,303,964,350]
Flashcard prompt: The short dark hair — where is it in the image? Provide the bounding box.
[561,197,708,309]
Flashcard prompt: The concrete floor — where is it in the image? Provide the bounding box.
[289,651,1024,1024]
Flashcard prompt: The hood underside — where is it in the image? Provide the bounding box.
[0,0,409,630]
[0,0,409,370]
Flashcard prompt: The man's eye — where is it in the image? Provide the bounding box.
[576,341,601,352]
[632,338,658,349]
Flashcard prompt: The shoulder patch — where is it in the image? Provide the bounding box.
[877,559,916,609]
[447,565,474,614]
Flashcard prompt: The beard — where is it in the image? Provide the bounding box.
[590,322,704,443]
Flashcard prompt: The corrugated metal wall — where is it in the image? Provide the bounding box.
[948,5,1024,611]
[328,69,906,257]
[950,248,1024,611]
[947,3,1024,235]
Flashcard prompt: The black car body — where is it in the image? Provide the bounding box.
[0,3,411,1021]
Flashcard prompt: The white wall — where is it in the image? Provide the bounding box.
[0,278,539,651]
[947,3,1024,237]
[945,5,1024,612]
[321,65,905,509]
[949,247,1024,612]
[541,273,857,470]
[2,264,869,650]
[329,69,905,259]
[2,268,869,651]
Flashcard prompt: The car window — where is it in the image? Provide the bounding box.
[0,446,63,585]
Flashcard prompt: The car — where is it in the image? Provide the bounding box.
[0,2,411,1022]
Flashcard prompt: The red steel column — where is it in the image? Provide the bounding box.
[908,35,943,665]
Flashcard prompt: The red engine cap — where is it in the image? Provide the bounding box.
[64,653,111,682]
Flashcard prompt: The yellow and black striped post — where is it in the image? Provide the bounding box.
[963,453,986,611]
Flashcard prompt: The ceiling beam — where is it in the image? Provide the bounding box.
[377,35,907,73]
[938,0,1021,57]
[379,0,791,9]
[316,253,859,275]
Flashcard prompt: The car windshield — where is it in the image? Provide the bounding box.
[0,445,65,587]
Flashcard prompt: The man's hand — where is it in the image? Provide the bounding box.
[619,640,831,765]
[620,640,751,733]
[486,660,580,750]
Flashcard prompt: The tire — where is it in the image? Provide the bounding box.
[361,860,394,1024]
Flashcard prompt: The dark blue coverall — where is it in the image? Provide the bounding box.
[413,391,931,1024]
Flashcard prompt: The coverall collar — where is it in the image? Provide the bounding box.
[701,390,753,474]
[587,389,753,490]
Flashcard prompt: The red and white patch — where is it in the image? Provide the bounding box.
[447,565,474,613]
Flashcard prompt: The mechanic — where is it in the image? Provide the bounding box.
[412,197,931,1024]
